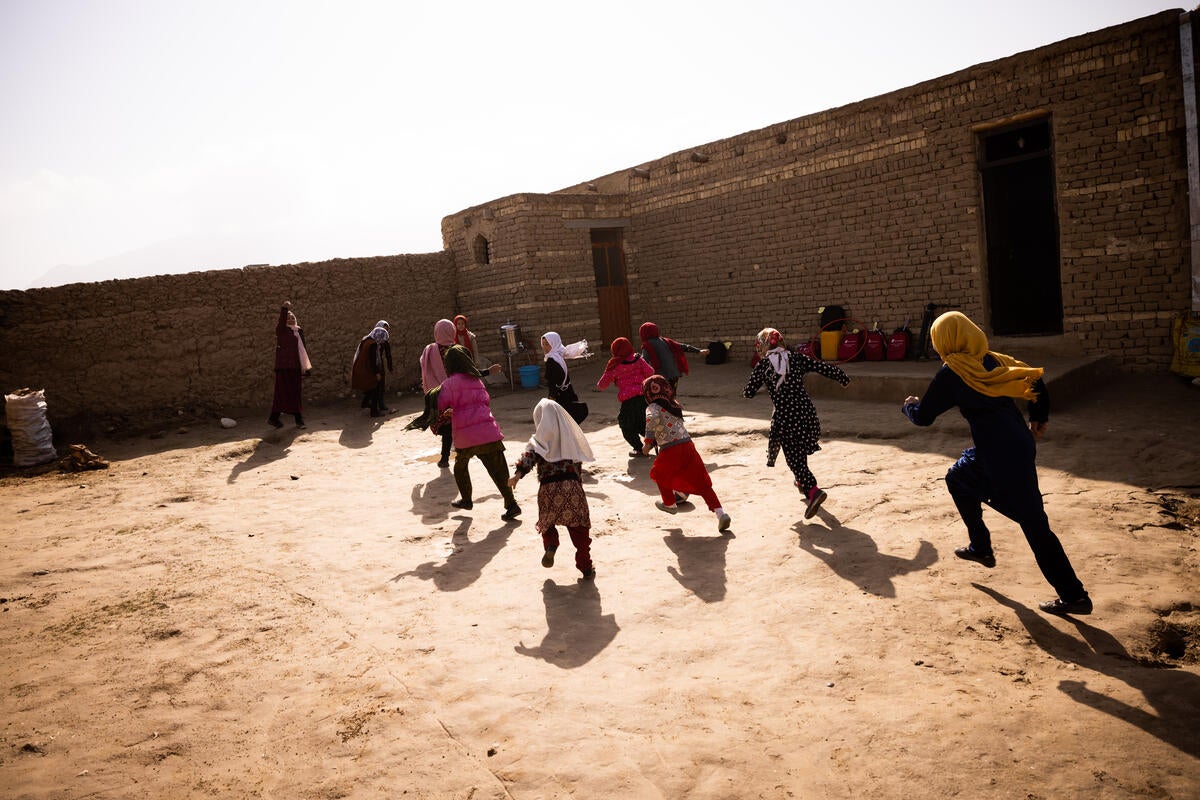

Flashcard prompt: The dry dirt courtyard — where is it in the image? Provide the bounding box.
[2,361,1198,799]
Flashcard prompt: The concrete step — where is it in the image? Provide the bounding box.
[528,349,1114,410]
[805,353,1113,408]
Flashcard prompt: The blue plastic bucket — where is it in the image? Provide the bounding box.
[518,364,541,389]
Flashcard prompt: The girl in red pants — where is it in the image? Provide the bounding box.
[641,374,732,532]
[509,399,597,579]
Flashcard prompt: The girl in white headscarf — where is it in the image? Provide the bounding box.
[541,331,587,422]
[743,326,850,519]
[508,398,597,579]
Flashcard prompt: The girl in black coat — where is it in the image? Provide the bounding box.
[902,312,1090,616]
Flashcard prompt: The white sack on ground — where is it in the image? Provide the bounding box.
[5,389,57,467]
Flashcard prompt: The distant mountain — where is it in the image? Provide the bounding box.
[24,233,278,290]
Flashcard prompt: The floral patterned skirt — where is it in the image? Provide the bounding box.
[537,479,591,534]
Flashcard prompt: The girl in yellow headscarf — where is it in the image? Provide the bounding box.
[901,311,1091,616]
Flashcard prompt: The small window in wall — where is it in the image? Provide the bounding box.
[472,234,491,265]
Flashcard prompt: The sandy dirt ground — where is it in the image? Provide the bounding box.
[2,359,1198,800]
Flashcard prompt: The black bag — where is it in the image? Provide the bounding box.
[565,401,589,424]
[705,341,729,365]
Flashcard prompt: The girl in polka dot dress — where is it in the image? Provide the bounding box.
[743,327,850,519]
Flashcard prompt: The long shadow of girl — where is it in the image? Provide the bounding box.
[664,527,734,603]
[974,583,1200,760]
[392,517,516,592]
[794,509,937,598]
[227,428,302,484]
[410,470,458,524]
[514,579,619,668]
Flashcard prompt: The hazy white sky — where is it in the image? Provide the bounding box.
[0,0,1175,290]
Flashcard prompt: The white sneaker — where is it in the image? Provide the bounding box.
[717,511,731,532]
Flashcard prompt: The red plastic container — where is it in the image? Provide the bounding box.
[864,329,886,361]
[837,330,864,361]
[886,329,911,361]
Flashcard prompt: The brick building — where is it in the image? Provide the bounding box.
[2,9,1196,428]
[443,10,1199,370]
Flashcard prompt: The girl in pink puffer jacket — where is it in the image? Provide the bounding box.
[437,345,521,520]
[596,337,655,457]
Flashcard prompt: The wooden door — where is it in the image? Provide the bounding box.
[591,229,631,348]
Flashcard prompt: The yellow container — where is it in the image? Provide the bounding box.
[820,330,842,360]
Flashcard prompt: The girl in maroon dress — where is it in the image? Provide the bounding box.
[269,301,310,429]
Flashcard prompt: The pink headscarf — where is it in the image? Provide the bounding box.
[420,319,458,391]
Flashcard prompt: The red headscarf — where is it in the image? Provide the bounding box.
[605,337,636,372]
[453,315,473,354]
[638,321,659,346]
[638,321,689,376]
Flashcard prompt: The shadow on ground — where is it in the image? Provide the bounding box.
[514,578,619,668]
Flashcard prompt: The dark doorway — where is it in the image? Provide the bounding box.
[980,119,1063,335]
[591,229,631,347]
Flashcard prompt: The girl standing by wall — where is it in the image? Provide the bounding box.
[269,300,310,429]
[351,321,394,417]
[453,314,478,359]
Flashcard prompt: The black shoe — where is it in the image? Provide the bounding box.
[451,499,473,510]
[954,545,996,569]
[436,460,450,469]
[268,417,283,429]
[541,548,556,568]
[294,416,306,429]
[1039,595,1093,616]
[580,567,596,580]
[501,504,522,521]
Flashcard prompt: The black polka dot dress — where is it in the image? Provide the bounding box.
[743,352,850,466]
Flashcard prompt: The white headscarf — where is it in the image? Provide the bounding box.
[529,398,594,464]
[756,327,789,389]
[353,321,390,369]
[542,331,569,386]
[288,313,313,372]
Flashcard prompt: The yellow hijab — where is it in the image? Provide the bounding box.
[929,311,1043,400]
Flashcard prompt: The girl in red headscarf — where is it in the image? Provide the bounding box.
[641,374,731,532]
[638,321,708,392]
[453,315,477,357]
[596,337,655,457]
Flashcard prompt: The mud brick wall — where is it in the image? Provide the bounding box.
[451,11,1193,369]
[0,253,455,426]
[443,193,630,365]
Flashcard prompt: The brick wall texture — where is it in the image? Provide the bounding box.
[0,254,454,425]
[2,11,1195,426]
[447,10,1196,371]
